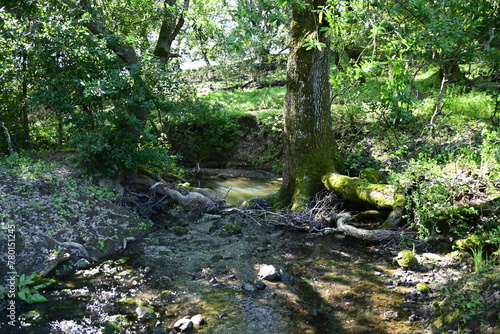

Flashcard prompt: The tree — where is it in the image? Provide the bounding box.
[274,1,405,230]
[275,0,343,210]
[1,0,189,175]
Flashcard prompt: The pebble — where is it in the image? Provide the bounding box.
[383,311,399,319]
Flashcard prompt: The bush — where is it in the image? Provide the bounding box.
[165,100,239,165]
[69,110,181,177]
[389,146,498,238]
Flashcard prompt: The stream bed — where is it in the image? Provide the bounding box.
[1,176,448,334]
[2,208,433,334]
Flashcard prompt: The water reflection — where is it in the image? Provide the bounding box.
[192,176,282,206]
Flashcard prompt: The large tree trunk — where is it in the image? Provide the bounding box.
[275,0,343,210]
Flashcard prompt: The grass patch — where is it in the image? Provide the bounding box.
[202,86,285,116]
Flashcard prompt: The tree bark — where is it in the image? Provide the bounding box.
[154,0,190,64]
[0,121,17,155]
[276,1,343,210]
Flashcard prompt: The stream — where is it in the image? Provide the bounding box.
[1,177,428,334]
[190,175,282,206]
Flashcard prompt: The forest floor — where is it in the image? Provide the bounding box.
[0,153,498,333]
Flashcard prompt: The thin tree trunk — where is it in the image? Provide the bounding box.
[0,121,16,156]
[430,72,447,126]
[21,53,31,148]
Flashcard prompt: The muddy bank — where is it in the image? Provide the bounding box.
[0,155,155,281]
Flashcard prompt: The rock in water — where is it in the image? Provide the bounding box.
[258,264,278,281]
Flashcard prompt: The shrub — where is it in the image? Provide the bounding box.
[69,110,181,177]
[165,100,239,164]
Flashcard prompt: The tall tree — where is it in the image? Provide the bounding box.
[275,0,343,210]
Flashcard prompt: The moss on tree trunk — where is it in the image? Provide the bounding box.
[275,0,343,210]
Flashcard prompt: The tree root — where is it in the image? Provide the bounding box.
[322,173,405,228]
[151,182,221,212]
[335,214,398,241]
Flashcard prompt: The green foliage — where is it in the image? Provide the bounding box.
[16,273,52,304]
[470,245,487,273]
[166,100,239,164]
[69,109,180,176]
[390,152,485,238]
[435,268,500,331]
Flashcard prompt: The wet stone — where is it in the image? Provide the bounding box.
[243,282,256,293]
[254,281,267,290]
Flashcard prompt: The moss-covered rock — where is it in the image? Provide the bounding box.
[416,282,431,294]
[394,250,418,268]
[454,234,486,250]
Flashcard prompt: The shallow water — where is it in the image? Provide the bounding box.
[1,210,423,334]
[192,176,282,205]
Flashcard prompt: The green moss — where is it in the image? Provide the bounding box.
[417,282,431,294]
[395,250,418,268]
[116,298,136,307]
[222,223,242,234]
[210,254,223,262]
[173,225,189,235]
[455,234,486,250]
[359,168,386,184]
